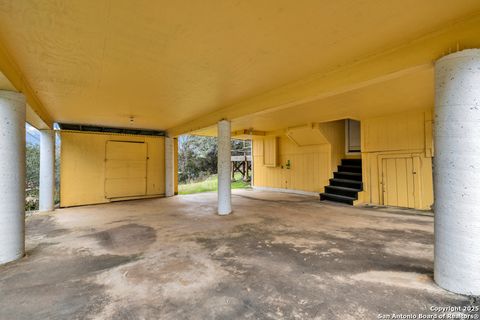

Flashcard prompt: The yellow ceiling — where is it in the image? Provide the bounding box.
[0,1,479,131]
[0,71,50,129]
[194,67,433,136]
[0,72,15,91]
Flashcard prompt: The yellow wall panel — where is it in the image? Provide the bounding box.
[60,131,165,207]
[363,110,426,152]
[319,121,346,173]
[60,132,108,206]
[286,124,329,146]
[263,136,278,167]
[145,138,165,196]
[253,121,344,193]
[361,110,433,210]
[252,111,433,210]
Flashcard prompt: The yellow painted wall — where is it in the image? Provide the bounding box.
[253,121,345,193]
[60,131,165,207]
[360,110,434,210]
[252,111,433,210]
[318,121,346,173]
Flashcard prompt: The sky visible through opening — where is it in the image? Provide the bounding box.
[26,123,39,145]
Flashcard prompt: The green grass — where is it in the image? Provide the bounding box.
[179,173,250,195]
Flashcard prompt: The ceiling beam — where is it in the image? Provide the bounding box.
[0,41,53,129]
[168,13,480,137]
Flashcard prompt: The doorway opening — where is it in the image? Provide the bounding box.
[345,119,361,154]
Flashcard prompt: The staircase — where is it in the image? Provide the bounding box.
[320,159,362,205]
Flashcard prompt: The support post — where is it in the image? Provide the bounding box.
[242,155,246,181]
[165,136,174,197]
[250,140,254,186]
[217,120,232,215]
[0,90,26,265]
[39,130,55,212]
[434,49,480,295]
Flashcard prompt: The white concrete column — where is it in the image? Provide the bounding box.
[165,136,174,197]
[0,90,26,265]
[250,138,254,187]
[217,120,232,215]
[434,49,480,295]
[39,130,55,212]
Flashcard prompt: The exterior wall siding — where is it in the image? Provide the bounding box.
[252,110,434,210]
[252,121,345,193]
[60,131,166,207]
[360,109,434,210]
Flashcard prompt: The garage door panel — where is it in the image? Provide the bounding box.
[105,160,147,179]
[105,178,147,198]
[106,141,147,160]
[105,141,147,198]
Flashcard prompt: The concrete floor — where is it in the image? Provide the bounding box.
[0,190,477,320]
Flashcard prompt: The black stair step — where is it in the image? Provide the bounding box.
[341,159,362,166]
[329,178,363,189]
[320,193,356,205]
[325,185,360,198]
[334,171,362,181]
[338,165,362,173]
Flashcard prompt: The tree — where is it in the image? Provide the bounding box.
[25,142,40,210]
[178,135,251,184]
[26,143,40,190]
[178,135,218,183]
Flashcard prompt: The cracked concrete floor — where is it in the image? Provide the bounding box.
[0,190,477,320]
